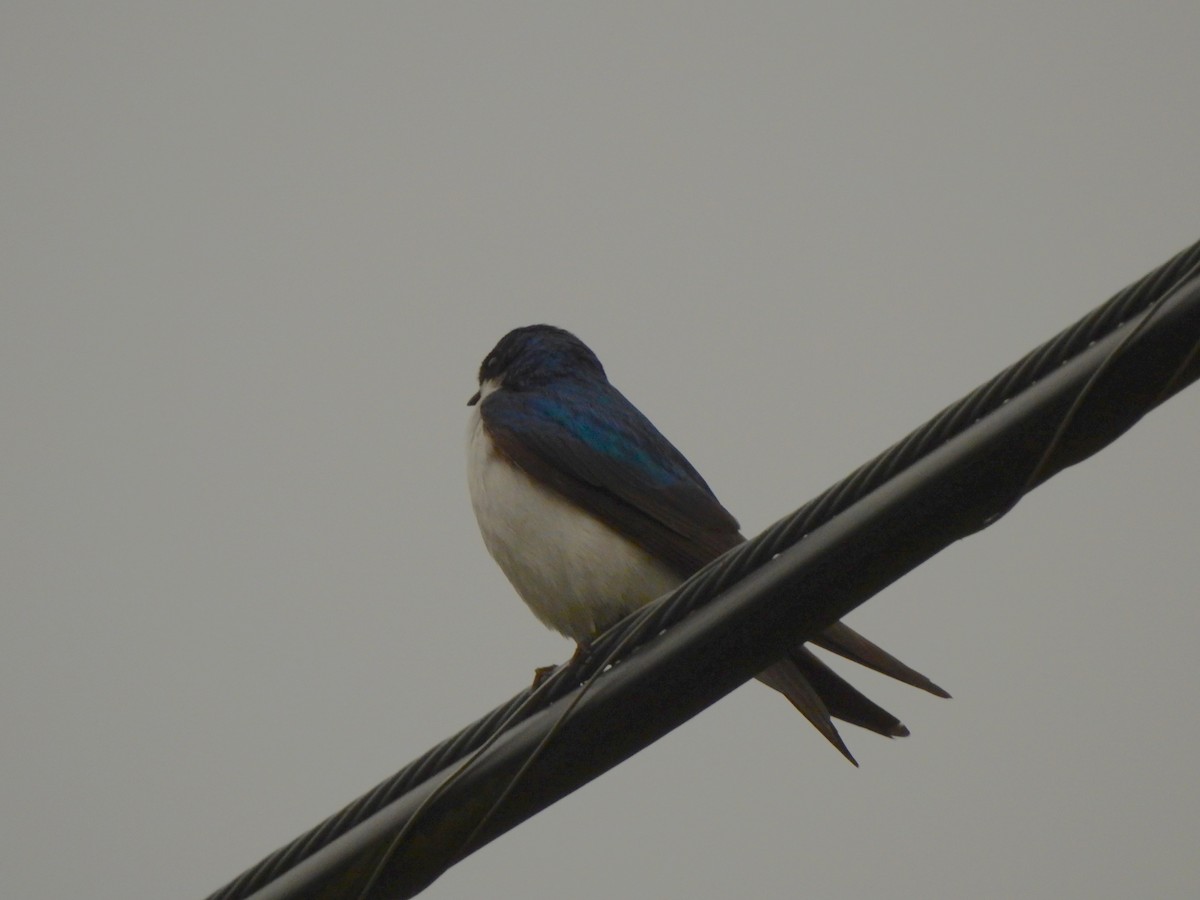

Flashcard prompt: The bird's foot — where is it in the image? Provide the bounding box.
[530,642,594,691]
[569,642,592,667]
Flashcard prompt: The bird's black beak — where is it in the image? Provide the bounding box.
[467,390,481,406]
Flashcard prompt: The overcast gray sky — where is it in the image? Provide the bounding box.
[4,4,1200,899]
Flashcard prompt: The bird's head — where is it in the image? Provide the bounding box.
[468,324,606,405]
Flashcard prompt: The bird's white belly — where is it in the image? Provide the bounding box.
[467,408,680,644]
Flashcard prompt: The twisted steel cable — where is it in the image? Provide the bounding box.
[206,237,1200,900]
[585,238,1200,668]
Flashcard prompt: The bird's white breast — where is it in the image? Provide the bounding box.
[466,404,680,645]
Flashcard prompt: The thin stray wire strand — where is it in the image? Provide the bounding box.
[205,237,1200,900]
[452,607,659,858]
[353,664,571,900]
[992,260,1200,524]
[357,606,659,899]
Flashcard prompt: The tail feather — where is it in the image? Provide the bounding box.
[813,621,952,699]
[787,646,910,738]
[758,622,949,763]
[757,658,859,766]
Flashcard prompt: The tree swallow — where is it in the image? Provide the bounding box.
[467,324,948,763]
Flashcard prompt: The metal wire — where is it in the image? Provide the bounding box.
[205,238,1200,900]
[630,241,1200,650]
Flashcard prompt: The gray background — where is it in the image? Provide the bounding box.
[4,4,1199,898]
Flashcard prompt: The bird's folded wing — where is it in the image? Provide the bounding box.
[481,384,742,576]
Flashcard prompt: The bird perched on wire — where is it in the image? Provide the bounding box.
[466,324,948,763]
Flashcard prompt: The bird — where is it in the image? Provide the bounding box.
[466,324,948,764]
